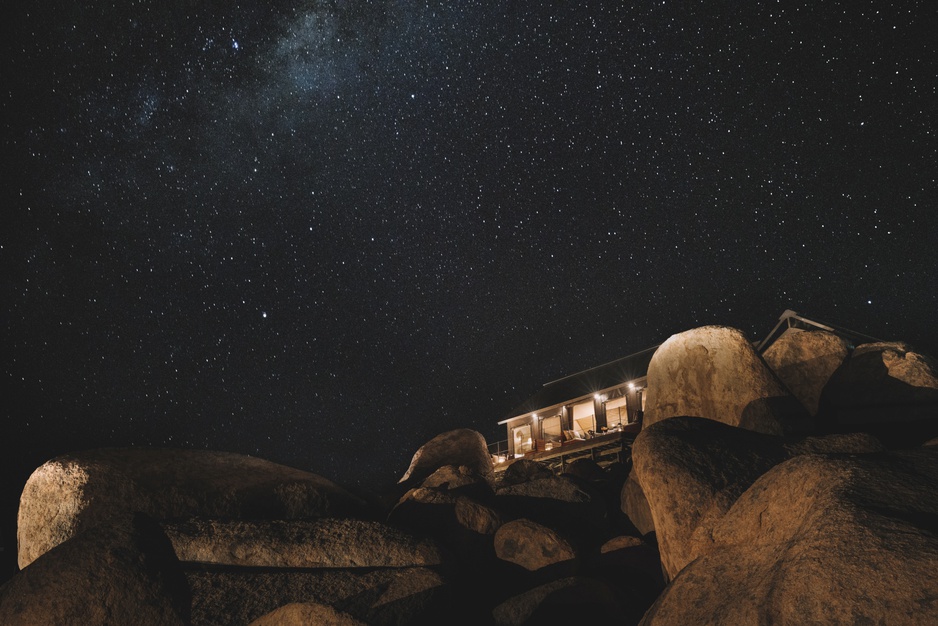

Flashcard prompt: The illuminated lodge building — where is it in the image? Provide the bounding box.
[491,310,881,473]
[493,346,658,472]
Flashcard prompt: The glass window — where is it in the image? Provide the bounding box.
[542,415,562,442]
[512,424,533,455]
[571,400,595,436]
[606,396,628,428]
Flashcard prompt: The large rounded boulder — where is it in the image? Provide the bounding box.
[399,429,494,487]
[762,330,850,415]
[631,417,789,579]
[631,417,884,580]
[0,514,189,625]
[17,448,366,568]
[641,450,938,625]
[643,326,809,435]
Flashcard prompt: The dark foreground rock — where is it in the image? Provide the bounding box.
[0,513,189,625]
[18,448,366,568]
[643,326,809,435]
[641,450,938,625]
[187,566,447,626]
[248,601,366,625]
[492,577,624,625]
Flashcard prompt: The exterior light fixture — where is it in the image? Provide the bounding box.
[628,382,636,390]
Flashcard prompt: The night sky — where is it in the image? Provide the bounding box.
[4,0,937,502]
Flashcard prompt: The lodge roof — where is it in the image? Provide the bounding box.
[755,309,882,352]
[500,345,658,424]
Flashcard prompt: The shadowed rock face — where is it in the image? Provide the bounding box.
[187,566,447,626]
[492,577,624,626]
[762,330,850,415]
[620,471,654,536]
[641,450,938,626]
[398,429,494,487]
[17,448,366,569]
[821,342,938,429]
[644,326,809,435]
[0,514,189,626]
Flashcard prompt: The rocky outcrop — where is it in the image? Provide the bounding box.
[493,519,576,572]
[500,458,554,486]
[821,342,938,430]
[188,566,447,626]
[17,448,366,568]
[762,330,850,415]
[562,458,606,481]
[454,496,503,535]
[0,514,189,625]
[399,429,494,487]
[496,475,608,543]
[163,518,444,568]
[644,326,809,435]
[249,602,365,626]
[641,450,938,626]
[631,417,884,580]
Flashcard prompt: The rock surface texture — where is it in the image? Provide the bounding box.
[493,519,576,571]
[0,514,189,626]
[398,429,494,487]
[641,450,938,626]
[643,326,808,435]
[248,602,366,626]
[163,518,444,568]
[17,448,365,568]
[762,329,850,415]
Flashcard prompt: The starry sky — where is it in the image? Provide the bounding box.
[3,0,937,503]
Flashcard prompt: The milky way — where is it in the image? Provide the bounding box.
[4,1,937,495]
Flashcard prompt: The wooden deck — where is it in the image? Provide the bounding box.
[493,424,640,474]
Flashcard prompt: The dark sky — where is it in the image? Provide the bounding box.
[4,1,937,490]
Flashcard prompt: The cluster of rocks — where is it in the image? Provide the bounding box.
[2,325,937,624]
